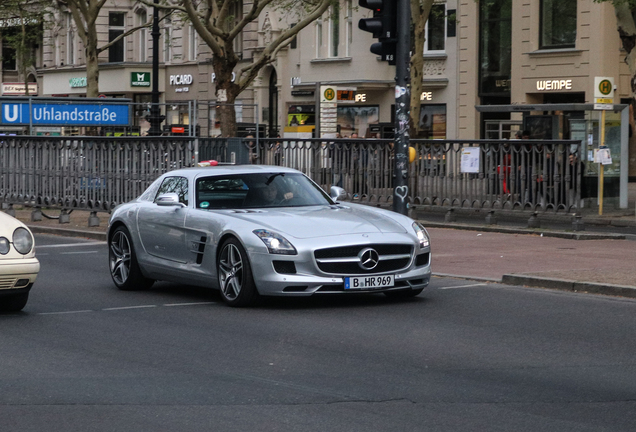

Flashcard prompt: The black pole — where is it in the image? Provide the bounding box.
[392,0,411,215]
[147,3,164,136]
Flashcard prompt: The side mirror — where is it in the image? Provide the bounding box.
[330,186,347,202]
[156,193,186,207]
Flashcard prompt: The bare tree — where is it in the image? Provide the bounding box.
[144,0,334,136]
[52,0,160,97]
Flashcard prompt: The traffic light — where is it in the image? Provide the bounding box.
[358,0,398,65]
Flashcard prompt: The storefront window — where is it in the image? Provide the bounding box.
[479,0,511,96]
[419,104,446,139]
[337,106,379,138]
[540,0,576,49]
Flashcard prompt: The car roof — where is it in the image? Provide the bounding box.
[167,165,302,179]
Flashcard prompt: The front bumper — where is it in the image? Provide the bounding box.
[0,258,40,291]
[247,238,431,297]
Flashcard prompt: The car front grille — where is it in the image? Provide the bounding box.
[314,244,413,275]
[0,276,17,290]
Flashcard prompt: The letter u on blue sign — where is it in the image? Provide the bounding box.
[1,104,27,123]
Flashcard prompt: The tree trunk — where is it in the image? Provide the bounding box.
[85,28,100,98]
[409,0,434,138]
[213,57,240,137]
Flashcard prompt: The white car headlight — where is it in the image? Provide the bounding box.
[253,229,297,255]
[412,222,430,248]
[0,237,9,255]
[13,227,34,255]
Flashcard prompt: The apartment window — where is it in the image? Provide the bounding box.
[479,0,512,95]
[316,19,323,58]
[163,18,172,62]
[345,0,353,56]
[230,1,243,54]
[138,9,147,62]
[425,4,446,53]
[290,23,297,49]
[189,24,197,61]
[67,13,76,65]
[1,28,17,70]
[330,6,339,57]
[108,12,125,62]
[540,0,576,49]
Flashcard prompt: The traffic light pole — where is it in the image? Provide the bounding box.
[392,0,411,215]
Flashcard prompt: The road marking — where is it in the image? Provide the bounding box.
[38,310,94,315]
[36,242,106,249]
[164,302,216,307]
[60,251,99,255]
[438,283,488,290]
[102,305,158,311]
[36,302,215,315]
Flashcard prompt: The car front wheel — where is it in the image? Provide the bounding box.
[217,238,259,307]
[109,226,154,291]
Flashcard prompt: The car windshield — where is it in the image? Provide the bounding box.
[195,172,334,210]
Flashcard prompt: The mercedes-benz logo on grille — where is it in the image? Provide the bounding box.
[358,248,379,270]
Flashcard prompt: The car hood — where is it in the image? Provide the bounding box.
[225,205,407,239]
[0,211,27,232]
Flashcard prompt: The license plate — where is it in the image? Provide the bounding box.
[345,275,394,290]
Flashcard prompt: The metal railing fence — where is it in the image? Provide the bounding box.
[1,136,582,214]
[1,136,193,212]
[204,137,584,213]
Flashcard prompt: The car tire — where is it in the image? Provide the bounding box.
[0,292,29,312]
[217,238,259,307]
[109,226,154,291]
[384,288,424,299]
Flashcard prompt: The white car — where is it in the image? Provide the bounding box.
[0,212,39,312]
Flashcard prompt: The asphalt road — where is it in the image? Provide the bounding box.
[1,234,635,431]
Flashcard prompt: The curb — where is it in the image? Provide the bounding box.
[28,226,107,242]
[501,274,636,298]
[420,221,626,240]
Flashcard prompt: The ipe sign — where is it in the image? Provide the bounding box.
[0,103,129,126]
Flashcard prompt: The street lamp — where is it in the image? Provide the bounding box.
[146,3,165,136]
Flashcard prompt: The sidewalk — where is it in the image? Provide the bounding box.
[5,197,636,299]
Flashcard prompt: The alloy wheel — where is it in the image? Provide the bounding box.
[218,243,244,300]
[110,230,131,285]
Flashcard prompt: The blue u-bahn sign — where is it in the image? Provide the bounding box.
[1,102,129,126]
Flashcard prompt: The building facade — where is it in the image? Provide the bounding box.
[2,0,634,179]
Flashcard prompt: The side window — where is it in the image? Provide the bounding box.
[140,178,162,201]
[156,176,189,205]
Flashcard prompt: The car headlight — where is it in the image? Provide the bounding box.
[412,222,430,248]
[0,237,9,255]
[13,227,34,255]
[253,229,297,255]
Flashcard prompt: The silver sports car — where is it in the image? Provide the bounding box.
[107,165,431,307]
